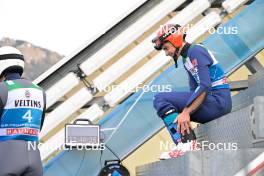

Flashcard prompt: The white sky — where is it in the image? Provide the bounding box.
[0,0,144,55]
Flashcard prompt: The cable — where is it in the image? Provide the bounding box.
[74,65,153,171]
[98,144,122,176]
[99,149,103,169]
[75,149,86,176]
[105,79,154,144]
[99,80,154,168]
[105,143,121,161]
[99,130,121,168]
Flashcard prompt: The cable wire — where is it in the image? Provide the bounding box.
[75,149,86,176]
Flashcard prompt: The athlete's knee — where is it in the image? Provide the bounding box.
[153,93,176,117]
[153,93,166,109]
[153,93,168,104]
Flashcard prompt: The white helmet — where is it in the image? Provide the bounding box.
[0,46,24,77]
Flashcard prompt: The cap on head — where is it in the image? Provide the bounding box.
[0,46,24,77]
[152,24,184,50]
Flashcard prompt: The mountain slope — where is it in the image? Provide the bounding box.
[0,37,63,80]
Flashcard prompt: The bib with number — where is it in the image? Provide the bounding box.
[0,80,44,141]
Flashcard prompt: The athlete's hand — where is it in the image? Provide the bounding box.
[175,110,191,135]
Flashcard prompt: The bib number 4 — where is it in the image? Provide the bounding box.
[22,110,33,123]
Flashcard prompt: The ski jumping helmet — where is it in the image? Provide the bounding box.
[152,24,185,67]
[0,46,24,77]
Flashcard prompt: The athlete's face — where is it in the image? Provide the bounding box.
[162,42,176,57]
[162,42,185,61]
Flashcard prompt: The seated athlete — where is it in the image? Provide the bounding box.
[152,24,232,159]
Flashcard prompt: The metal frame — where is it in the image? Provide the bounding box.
[245,57,264,74]
[33,0,159,90]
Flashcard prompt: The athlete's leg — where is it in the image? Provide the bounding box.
[153,89,232,124]
[153,92,192,117]
[23,142,43,176]
[0,140,28,176]
[191,89,232,123]
[153,92,196,144]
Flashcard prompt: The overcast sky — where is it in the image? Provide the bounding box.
[0,0,144,55]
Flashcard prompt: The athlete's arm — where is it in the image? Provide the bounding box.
[40,91,46,131]
[184,63,211,113]
[185,47,212,110]
[0,83,8,117]
[176,47,212,134]
[184,91,206,114]
[0,99,3,117]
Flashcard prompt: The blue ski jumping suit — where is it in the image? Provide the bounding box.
[153,43,232,124]
[0,73,46,176]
